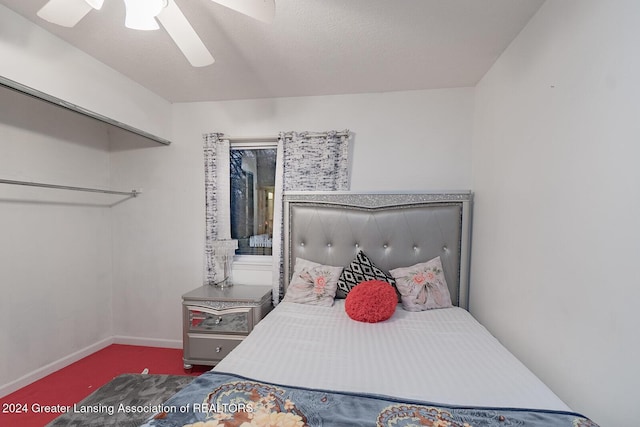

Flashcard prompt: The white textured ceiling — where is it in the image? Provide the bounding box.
[0,0,544,103]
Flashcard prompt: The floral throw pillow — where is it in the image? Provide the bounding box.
[389,256,452,311]
[282,258,343,306]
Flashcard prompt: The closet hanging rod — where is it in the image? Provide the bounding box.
[0,179,140,197]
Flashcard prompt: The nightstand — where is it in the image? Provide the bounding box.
[182,284,272,370]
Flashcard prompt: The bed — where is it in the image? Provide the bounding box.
[140,192,598,427]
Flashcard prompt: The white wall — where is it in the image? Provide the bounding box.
[471,1,640,426]
[0,4,172,395]
[0,4,172,140]
[0,86,114,395]
[109,89,474,343]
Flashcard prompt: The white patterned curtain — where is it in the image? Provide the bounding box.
[271,130,351,304]
[203,133,236,285]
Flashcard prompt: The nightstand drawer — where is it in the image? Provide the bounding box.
[187,305,251,334]
[187,334,243,361]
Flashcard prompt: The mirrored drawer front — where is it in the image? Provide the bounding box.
[187,306,250,333]
[187,334,243,361]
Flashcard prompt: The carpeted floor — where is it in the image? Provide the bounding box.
[45,374,194,427]
[0,344,208,426]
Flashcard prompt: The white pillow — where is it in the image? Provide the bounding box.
[282,258,343,306]
[389,256,452,311]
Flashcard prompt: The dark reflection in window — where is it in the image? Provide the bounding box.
[230,148,277,255]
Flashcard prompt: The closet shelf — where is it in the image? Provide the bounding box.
[0,75,171,146]
[0,178,140,197]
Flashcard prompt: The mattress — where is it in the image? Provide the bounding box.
[214,300,571,412]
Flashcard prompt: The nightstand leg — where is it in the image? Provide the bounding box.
[183,363,193,372]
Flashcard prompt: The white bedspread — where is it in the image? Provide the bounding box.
[213,300,570,412]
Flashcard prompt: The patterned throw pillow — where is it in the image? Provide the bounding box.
[389,256,452,311]
[282,258,343,306]
[336,250,396,298]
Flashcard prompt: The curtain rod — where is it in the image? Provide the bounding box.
[0,179,140,197]
[226,131,349,143]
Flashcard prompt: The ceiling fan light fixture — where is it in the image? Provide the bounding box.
[84,0,104,10]
[124,0,167,31]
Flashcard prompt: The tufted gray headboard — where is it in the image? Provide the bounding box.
[282,192,473,309]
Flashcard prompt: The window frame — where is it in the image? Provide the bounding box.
[229,140,278,264]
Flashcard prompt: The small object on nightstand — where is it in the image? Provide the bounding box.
[210,239,238,288]
[182,284,272,370]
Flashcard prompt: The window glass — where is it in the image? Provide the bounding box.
[230,147,277,255]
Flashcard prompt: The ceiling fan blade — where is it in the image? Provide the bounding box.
[157,0,215,67]
[210,0,275,24]
[37,0,93,27]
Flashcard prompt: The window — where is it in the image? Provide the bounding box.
[230,145,277,256]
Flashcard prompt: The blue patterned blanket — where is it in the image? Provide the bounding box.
[139,371,598,427]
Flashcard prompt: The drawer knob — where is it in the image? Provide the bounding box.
[215,317,223,324]
[215,346,222,353]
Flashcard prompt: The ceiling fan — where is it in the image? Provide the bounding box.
[36,0,275,67]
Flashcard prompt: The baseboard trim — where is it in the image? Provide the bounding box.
[113,335,182,349]
[0,337,114,398]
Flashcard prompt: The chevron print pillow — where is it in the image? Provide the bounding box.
[336,250,396,298]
